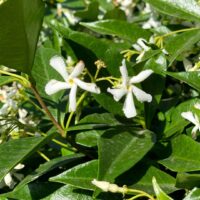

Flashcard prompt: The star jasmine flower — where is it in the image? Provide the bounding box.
[45,56,100,112]
[107,60,153,118]
[181,111,200,139]
[132,38,150,63]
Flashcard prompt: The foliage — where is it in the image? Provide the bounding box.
[1,0,200,199]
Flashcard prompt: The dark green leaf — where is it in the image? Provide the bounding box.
[81,20,150,43]
[0,133,54,182]
[53,24,129,76]
[159,135,200,172]
[15,154,84,190]
[98,128,155,182]
[145,0,200,22]
[0,0,44,74]
[50,160,98,190]
[166,71,200,92]
[165,29,200,64]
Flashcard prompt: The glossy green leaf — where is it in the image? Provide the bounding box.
[163,98,200,137]
[41,185,93,200]
[81,20,150,43]
[0,134,54,182]
[183,188,200,200]
[0,182,61,200]
[76,130,104,147]
[50,160,98,190]
[166,71,200,92]
[118,165,176,194]
[53,24,129,76]
[0,0,44,74]
[15,154,84,190]
[152,177,173,200]
[165,29,200,64]
[145,0,200,22]
[159,135,200,172]
[176,172,200,189]
[98,128,155,182]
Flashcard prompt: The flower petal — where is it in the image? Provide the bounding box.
[132,86,152,102]
[181,111,197,125]
[70,60,85,78]
[130,69,153,83]
[137,38,150,51]
[123,91,137,118]
[4,173,15,189]
[69,84,77,112]
[50,56,68,81]
[120,59,129,85]
[107,87,126,101]
[45,79,70,95]
[74,78,100,94]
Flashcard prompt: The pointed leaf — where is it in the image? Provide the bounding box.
[145,0,200,22]
[0,0,44,74]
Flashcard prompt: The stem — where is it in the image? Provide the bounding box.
[126,189,155,200]
[161,27,199,38]
[127,194,145,200]
[30,83,65,138]
[37,151,50,161]
[64,91,87,137]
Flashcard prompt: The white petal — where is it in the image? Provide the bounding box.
[130,70,153,84]
[137,38,150,51]
[4,173,15,189]
[92,179,110,192]
[45,79,70,95]
[194,103,200,110]
[132,43,142,51]
[69,84,77,112]
[107,87,126,101]
[132,86,152,102]
[120,59,129,85]
[181,111,197,125]
[14,164,24,170]
[74,78,100,94]
[123,92,137,118]
[70,60,85,78]
[50,56,68,81]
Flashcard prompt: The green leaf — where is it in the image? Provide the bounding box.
[0,76,16,86]
[166,71,200,92]
[53,24,129,76]
[144,0,200,22]
[0,134,54,182]
[163,98,200,137]
[159,135,200,172]
[165,29,200,64]
[152,177,173,200]
[0,0,44,74]
[0,182,61,200]
[15,154,84,190]
[176,172,200,189]
[50,160,98,190]
[118,165,176,194]
[183,188,200,200]
[76,130,104,147]
[80,20,150,43]
[98,128,155,182]
[41,185,93,200]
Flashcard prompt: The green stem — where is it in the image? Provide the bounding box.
[126,188,155,200]
[37,151,50,162]
[30,83,65,138]
[161,27,199,38]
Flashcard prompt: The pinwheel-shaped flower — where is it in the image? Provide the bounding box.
[45,56,100,112]
[181,111,200,139]
[107,60,153,118]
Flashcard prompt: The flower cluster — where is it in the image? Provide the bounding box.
[45,56,153,118]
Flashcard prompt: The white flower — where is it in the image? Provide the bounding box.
[45,56,100,112]
[181,111,200,139]
[0,163,24,189]
[142,16,161,29]
[132,38,150,63]
[107,60,153,118]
